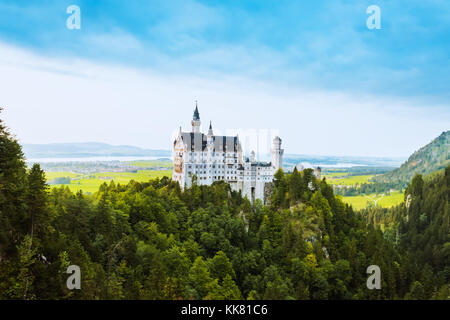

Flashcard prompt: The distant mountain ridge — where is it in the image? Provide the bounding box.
[375,131,450,185]
[23,142,171,158]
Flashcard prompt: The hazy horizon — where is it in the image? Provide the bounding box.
[21,140,409,162]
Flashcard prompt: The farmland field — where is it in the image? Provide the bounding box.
[340,191,404,211]
[323,174,376,186]
[46,170,173,194]
[127,160,173,168]
[322,168,404,210]
[376,191,404,207]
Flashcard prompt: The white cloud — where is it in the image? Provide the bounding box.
[0,41,448,158]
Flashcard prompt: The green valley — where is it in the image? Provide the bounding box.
[47,169,173,194]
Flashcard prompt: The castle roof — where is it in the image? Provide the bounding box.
[176,132,241,152]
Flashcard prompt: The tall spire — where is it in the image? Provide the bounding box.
[191,101,201,133]
[193,100,200,121]
[208,121,213,136]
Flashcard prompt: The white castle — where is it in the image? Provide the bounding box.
[172,104,284,203]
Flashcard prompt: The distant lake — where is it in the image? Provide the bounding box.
[26,156,169,163]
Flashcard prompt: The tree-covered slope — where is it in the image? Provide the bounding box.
[399,167,450,299]
[362,166,450,299]
[375,131,449,187]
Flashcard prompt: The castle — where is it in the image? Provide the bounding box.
[172,104,284,203]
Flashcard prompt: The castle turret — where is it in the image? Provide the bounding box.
[191,101,201,133]
[314,166,322,180]
[271,136,284,171]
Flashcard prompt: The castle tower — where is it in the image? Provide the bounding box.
[314,166,322,180]
[271,136,284,171]
[191,101,201,133]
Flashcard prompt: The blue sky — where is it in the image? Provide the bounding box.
[0,0,449,157]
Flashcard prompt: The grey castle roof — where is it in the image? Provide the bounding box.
[176,132,241,152]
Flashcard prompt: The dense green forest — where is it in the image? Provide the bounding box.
[362,168,450,299]
[0,110,448,300]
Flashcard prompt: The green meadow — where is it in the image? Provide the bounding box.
[47,170,173,194]
[340,191,404,211]
[127,160,173,168]
[323,174,376,186]
[322,169,403,210]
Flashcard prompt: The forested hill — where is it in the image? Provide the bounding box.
[374,131,449,187]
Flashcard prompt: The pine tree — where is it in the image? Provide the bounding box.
[0,107,28,258]
[27,164,49,249]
